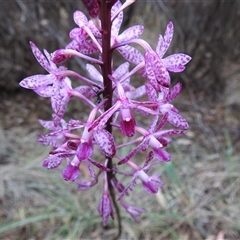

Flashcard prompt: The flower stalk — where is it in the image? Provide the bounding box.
[99,1,122,237]
[19,0,191,238]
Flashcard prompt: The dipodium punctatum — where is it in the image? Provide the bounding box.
[20,0,191,232]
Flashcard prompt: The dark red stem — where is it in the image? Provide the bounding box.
[99,0,121,239]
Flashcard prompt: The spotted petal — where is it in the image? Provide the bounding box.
[19,74,53,89]
[167,111,189,129]
[113,62,129,80]
[156,21,174,58]
[98,193,114,227]
[34,85,53,97]
[30,41,52,73]
[86,64,103,82]
[117,45,144,65]
[42,155,63,169]
[111,0,123,36]
[145,51,170,90]
[162,53,192,72]
[166,82,182,102]
[118,25,144,43]
[94,129,116,157]
[73,10,88,27]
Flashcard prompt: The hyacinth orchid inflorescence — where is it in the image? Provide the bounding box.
[19,0,191,234]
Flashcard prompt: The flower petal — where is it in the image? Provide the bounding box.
[19,74,53,89]
[117,45,144,65]
[126,85,146,99]
[86,64,103,82]
[153,148,171,162]
[88,20,101,37]
[77,179,98,190]
[118,140,146,165]
[145,51,170,89]
[156,21,174,58]
[85,160,96,181]
[34,85,53,97]
[121,202,146,223]
[74,86,96,98]
[166,82,182,102]
[69,28,85,40]
[94,129,116,157]
[118,25,144,43]
[154,113,168,132]
[111,0,123,36]
[53,95,71,126]
[118,173,138,200]
[79,39,101,54]
[145,83,157,102]
[167,110,189,129]
[113,62,130,80]
[30,41,52,73]
[76,141,93,161]
[120,117,136,137]
[162,53,191,72]
[88,158,109,171]
[38,119,60,131]
[51,85,62,113]
[42,155,63,169]
[62,164,80,181]
[141,173,164,194]
[98,193,114,226]
[73,10,88,27]
[154,129,187,138]
[89,101,121,131]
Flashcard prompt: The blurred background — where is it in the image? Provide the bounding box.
[0,0,240,239]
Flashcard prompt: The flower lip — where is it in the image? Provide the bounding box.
[76,141,93,161]
[62,164,80,181]
[120,117,136,137]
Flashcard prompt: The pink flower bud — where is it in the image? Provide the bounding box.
[98,192,114,226]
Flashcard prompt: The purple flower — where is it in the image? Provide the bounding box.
[144,22,191,91]
[89,80,158,135]
[19,42,67,97]
[110,1,145,64]
[118,161,164,199]
[76,178,98,190]
[138,170,164,194]
[19,42,75,125]
[19,0,192,226]
[145,50,171,90]
[42,148,75,169]
[98,168,114,226]
[118,114,186,166]
[120,201,146,222]
[38,118,83,148]
[77,103,116,160]
[98,192,114,226]
[146,82,189,129]
[156,22,191,73]
[62,156,80,181]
